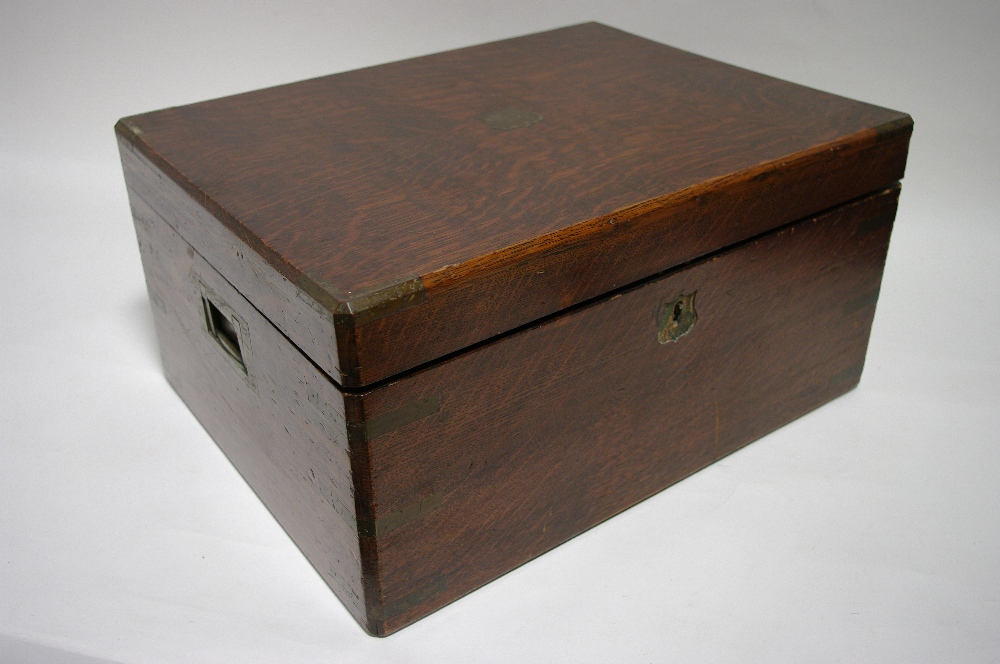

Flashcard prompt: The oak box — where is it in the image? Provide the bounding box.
[116,23,912,635]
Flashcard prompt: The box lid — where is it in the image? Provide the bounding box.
[116,22,911,389]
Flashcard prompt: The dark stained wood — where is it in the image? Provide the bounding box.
[346,185,899,634]
[116,22,912,387]
[129,198,366,626]
[120,144,341,375]
[119,24,911,635]
[129,174,900,635]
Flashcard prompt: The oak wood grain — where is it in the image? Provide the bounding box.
[350,185,899,634]
[116,22,911,386]
[131,181,898,635]
[129,200,366,625]
[121,143,341,378]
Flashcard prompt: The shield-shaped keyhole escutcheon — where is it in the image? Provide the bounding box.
[658,292,698,343]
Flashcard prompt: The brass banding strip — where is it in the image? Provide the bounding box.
[348,394,441,444]
[357,491,445,538]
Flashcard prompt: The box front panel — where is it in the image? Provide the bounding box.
[356,186,899,634]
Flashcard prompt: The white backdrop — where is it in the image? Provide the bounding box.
[2,2,998,662]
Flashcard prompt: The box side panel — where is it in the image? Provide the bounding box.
[129,202,367,626]
[357,186,899,634]
[119,137,343,382]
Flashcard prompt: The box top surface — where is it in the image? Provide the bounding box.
[117,22,911,387]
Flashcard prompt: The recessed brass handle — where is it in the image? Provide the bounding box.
[202,295,247,372]
[658,292,698,343]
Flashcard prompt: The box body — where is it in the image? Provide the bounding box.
[118,23,911,635]
[129,184,899,634]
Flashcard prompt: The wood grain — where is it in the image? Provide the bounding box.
[120,21,909,636]
[129,198,366,626]
[132,179,898,635]
[349,185,900,634]
[120,143,341,377]
[116,22,911,386]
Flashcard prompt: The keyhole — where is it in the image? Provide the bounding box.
[658,291,698,344]
[672,301,684,322]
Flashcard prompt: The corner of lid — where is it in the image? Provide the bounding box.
[115,117,145,139]
[296,272,426,386]
[338,275,427,327]
[295,271,348,318]
[874,114,914,143]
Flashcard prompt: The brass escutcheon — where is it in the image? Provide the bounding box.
[658,292,698,343]
[482,107,543,131]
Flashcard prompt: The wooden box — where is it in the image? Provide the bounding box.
[116,23,911,635]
